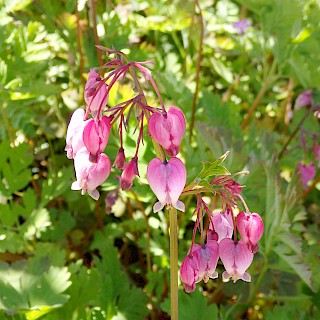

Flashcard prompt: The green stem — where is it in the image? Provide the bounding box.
[189,0,204,142]
[278,105,315,159]
[248,256,268,304]
[241,59,277,129]
[169,207,179,320]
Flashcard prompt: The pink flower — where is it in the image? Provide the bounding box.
[209,211,234,243]
[71,147,111,200]
[83,116,111,161]
[113,147,126,170]
[120,157,139,190]
[84,69,108,117]
[65,108,88,159]
[297,162,316,189]
[295,89,312,110]
[195,240,219,283]
[219,238,253,283]
[236,212,264,253]
[146,157,186,212]
[148,107,186,157]
[180,241,219,293]
[180,249,200,293]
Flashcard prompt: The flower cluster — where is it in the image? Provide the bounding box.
[180,179,264,293]
[65,48,187,212]
[64,48,264,297]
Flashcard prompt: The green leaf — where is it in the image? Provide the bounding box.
[0,259,71,314]
[162,289,219,319]
[197,151,231,179]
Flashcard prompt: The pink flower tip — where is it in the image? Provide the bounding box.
[146,157,186,212]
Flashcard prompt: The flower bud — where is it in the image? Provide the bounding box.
[297,162,316,190]
[83,116,111,161]
[294,89,312,110]
[120,157,139,190]
[236,212,264,253]
[146,157,186,212]
[219,238,253,283]
[85,69,108,118]
[71,147,111,200]
[148,107,186,157]
[113,147,126,170]
[65,108,87,159]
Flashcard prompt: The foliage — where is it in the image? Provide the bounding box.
[0,0,319,319]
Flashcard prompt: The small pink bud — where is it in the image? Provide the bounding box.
[219,238,253,283]
[120,157,139,190]
[65,108,87,159]
[209,211,234,243]
[295,89,312,110]
[146,157,186,212]
[297,162,316,190]
[236,212,264,253]
[148,106,186,157]
[71,147,111,200]
[83,116,111,161]
[84,69,108,117]
[113,147,126,170]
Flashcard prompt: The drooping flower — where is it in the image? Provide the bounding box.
[83,116,111,161]
[180,249,200,293]
[194,240,219,283]
[297,162,316,189]
[84,69,108,118]
[120,156,139,190]
[180,241,219,293]
[233,19,250,35]
[146,157,186,212]
[208,211,234,243]
[113,147,126,170]
[219,238,254,283]
[236,212,264,253]
[65,108,88,159]
[71,147,111,200]
[148,107,186,157]
[294,89,312,110]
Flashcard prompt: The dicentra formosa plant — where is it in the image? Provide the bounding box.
[64,47,264,306]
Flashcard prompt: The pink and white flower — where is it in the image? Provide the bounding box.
[180,241,219,293]
[146,157,186,212]
[148,107,186,157]
[65,108,88,159]
[71,147,111,200]
[219,238,253,283]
